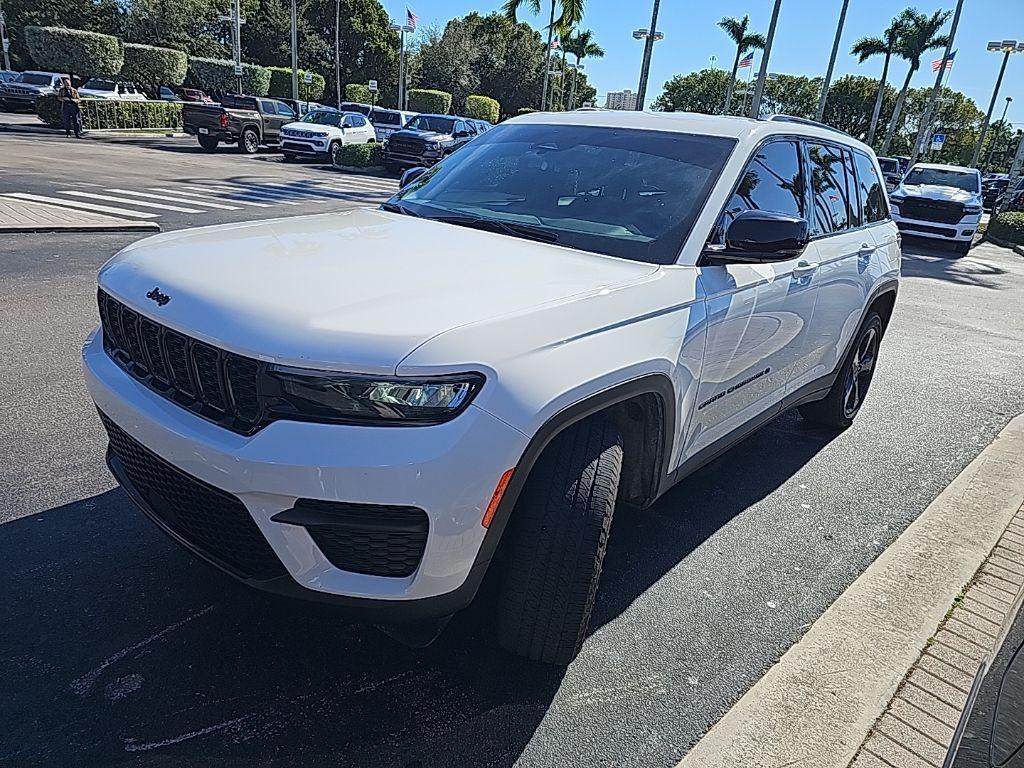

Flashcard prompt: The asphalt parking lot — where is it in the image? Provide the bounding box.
[3,134,1024,767]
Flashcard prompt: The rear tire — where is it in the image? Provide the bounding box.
[495,416,623,665]
[238,128,259,154]
[197,134,219,152]
[799,312,883,429]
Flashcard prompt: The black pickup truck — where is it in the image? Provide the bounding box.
[182,94,298,153]
[382,114,478,172]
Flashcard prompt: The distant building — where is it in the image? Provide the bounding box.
[604,90,637,111]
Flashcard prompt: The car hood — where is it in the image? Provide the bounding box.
[899,184,980,203]
[98,208,658,375]
[281,121,335,135]
[390,129,452,142]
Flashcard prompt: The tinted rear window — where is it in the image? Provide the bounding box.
[371,110,402,126]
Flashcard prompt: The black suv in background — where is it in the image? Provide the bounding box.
[383,114,478,172]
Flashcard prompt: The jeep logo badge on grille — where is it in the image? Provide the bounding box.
[146,287,171,306]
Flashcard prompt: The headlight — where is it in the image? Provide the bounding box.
[963,204,982,215]
[425,142,441,150]
[888,194,904,206]
[264,366,484,425]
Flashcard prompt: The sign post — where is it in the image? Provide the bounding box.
[0,2,10,72]
[368,79,378,110]
[930,133,946,153]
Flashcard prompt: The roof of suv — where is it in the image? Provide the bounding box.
[510,109,875,153]
[910,162,979,173]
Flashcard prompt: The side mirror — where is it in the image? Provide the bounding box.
[721,210,810,261]
[400,166,427,187]
[454,130,469,138]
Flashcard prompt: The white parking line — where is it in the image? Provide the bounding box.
[311,177,396,193]
[148,188,273,209]
[59,191,205,214]
[107,189,242,211]
[186,184,301,205]
[3,192,160,219]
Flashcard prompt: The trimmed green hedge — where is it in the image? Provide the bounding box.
[345,83,372,104]
[516,107,537,115]
[268,67,326,102]
[122,43,188,90]
[332,142,384,168]
[24,26,123,78]
[408,89,451,114]
[989,212,1024,245]
[37,94,182,130]
[188,57,271,96]
[464,95,499,124]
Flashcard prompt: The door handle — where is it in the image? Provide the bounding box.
[857,242,876,255]
[792,260,819,276]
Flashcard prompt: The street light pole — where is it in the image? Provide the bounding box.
[816,0,850,122]
[390,23,414,110]
[540,1,557,110]
[335,0,341,109]
[971,41,1023,168]
[749,0,783,119]
[234,0,242,93]
[984,96,1013,170]
[290,0,299,101]
[0,0,11,72]
[911,0,964,166]
[635,0,662,111]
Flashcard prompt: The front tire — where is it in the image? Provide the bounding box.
[495,416,623,665]
[799,312,883,429]
[953,238,972,255]
[238,128,259,154]
[197,134,219,152]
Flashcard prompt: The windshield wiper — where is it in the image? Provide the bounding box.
[427,213,560,244]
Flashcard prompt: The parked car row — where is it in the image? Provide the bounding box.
[0,70,219,110]
[181,93,494,171]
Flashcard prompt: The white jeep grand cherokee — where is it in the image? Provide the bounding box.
[83,111,900,664]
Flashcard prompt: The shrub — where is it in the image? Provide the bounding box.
[268,67,326,102]
[332,142,384,168]
[345,83,372,104]
[408,89,451,115]
[24,26,123,79]
[464,95,499,124]
[516,107,537,115]
[37,94,182,130]
[989,212,1024,245]
[187,57,270,97]
[121,43,188,91]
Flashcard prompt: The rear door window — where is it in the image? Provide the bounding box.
[853,151,890,223]
[260,100,278,115]
[806,142,851,235]
[842,148,862,227]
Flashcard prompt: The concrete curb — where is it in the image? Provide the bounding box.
[0,222,160,234]
[984,234,1024,257]
[677,413,1024,768]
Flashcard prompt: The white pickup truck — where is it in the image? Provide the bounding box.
[84,111,900,664]
[889,162,983,254]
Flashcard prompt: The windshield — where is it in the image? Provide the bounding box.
[406,116,455,134]
[904,167,979,193]
[391,123,736,264]
[18,73,55,86]
[301,111,342,127]
[877,158,899,174]
[83,80,115,91]
[371,110,402,126]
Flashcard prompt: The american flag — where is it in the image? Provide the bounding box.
[550,38,561,50]
[738,52,754,68]
[931,50,956,71]
[406,7,418,30]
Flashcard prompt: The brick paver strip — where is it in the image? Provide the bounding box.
[888,697,955,744]
[917,654,974,693]
[981,562,1024,587]
[958,596,1006,627]
[926,642,981,676]
[864,731,937,768]
[876,712,949,764]
[989,554,1024,576]
[898,682,963,729]
[0,196,156,232]
[850,751,893,768]
[972,572,1019,602]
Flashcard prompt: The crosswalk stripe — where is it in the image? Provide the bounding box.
[148,188,273,209]
[310,177,397,192]
[108,189,242,211]
[313,181,394,197]
[3,192,160,219]
[59,190,205,214]
[185,184,301,205]
[243,181,374,202]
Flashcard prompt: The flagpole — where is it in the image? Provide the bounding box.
[911,0,963,165]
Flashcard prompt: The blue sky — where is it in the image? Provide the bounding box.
[383,0,1024,124]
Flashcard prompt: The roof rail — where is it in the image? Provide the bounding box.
[767,114,853,138]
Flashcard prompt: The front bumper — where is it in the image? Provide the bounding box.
[281,139,330,156]
[891,210,980,242]
[83,327,528,616]
[384,150,443,168]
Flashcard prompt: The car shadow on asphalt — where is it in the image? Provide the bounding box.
[900,238,1009,289]
[1,411,837,767]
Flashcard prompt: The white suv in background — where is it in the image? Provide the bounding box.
[83,111,900,665]
[889,162,982,254]
[279,109,375,161]
[78,79,147,101]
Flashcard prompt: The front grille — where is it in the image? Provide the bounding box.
[388,136,425,155]
[101,412,287,581]
[284,500,429,577]
[900,197,965,224]
[896,221,957,237]
[98,290,263,434]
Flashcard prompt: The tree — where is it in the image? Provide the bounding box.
[503,0,584,110]
[893,85,982,164]
[823,74,896,138]
[415,22,479,109]
[121,0,236,59]
[851,16,903,145]
[563,28,602,110]
[187,57,271,96]
[652,68,730,114]
[717,15,766,115]
[760,74,821,119]
[121,43,189,94]
[242,0,295,68]
[23,26,123,79]
[1,0,120,70]
[879,8,951,154]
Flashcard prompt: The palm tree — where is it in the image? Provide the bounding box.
[504,0,585,111]
[563,29,604,110]
[879,8,951,154]
[718,15,766,115]
[852,17,904,145]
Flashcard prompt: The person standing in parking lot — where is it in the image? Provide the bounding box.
[58,78,82,139]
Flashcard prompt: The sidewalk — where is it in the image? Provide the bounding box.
[678,413,1024,768]
[0,196,159,233]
